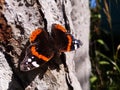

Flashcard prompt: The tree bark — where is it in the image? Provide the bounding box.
[0,0,90,90]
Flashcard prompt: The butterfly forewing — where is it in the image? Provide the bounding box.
[51,24,81,52]
[20,29,54,71]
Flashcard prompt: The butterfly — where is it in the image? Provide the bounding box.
[20,24,82,71]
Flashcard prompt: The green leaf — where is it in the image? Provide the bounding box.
[97,39,109,51]
[99,61,110,65]
[90,76,97,83]
[96,50,120,73]
[97,39,104,45]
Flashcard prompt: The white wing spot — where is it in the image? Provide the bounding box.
[28,58,32,62]
[74,44,78,50]
[32,61,40,67]
[26,62,28,64]
[74,40,78,44]
[27,67,30,70]
[31,56,34,59]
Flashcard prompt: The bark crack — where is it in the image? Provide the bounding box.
[36,0,48,31]
[62,1,70,32]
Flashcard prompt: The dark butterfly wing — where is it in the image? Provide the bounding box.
[51,24,82,52]
[20,28,54,71]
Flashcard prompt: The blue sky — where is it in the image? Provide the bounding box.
[90,0,96,8]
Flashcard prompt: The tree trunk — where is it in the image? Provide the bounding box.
[0,0,91,90]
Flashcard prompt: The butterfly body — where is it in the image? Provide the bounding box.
[20,24,82,71]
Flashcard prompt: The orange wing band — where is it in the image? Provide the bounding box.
[54,24,67,32]
[30,29,42,42]
[66,35,72,51]
[31,46,52,62]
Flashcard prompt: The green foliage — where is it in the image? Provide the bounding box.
[90,0,120,90]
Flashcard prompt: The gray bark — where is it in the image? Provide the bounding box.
[0,0,91,90]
